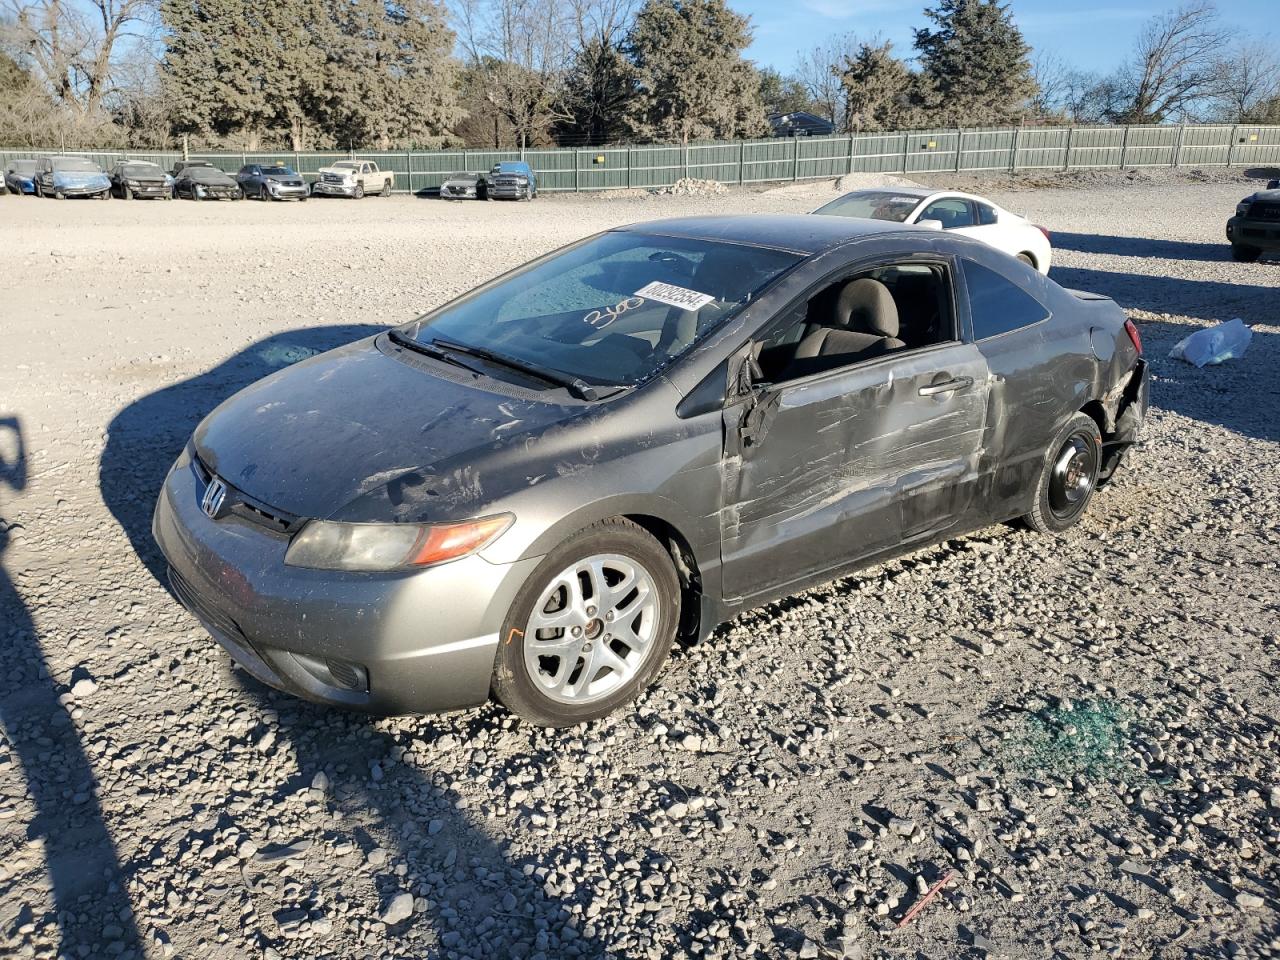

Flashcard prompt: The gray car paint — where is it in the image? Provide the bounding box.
[154,214,1147,715]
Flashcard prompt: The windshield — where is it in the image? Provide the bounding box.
[189,167,229,182]
[123,164,162,177]
[331,161,358,170]
[261,166,295,176]
[409,232,801,387]
[813,190,922,222]
[493,163,527,174]
[448,172,476,180]
[52,158,102,173]
[9,160,37,174]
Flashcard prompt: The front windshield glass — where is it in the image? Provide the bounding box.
[123,164,162,177]
[52,158,102,173]
[261,166,295,176]
[331,161,359,170]
[9,160,37,174]
[813,190,921,222]
[189,167,228,182]
[448,172,476,180]
[410,232,801,387]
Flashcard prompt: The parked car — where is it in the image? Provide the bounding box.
[1225,181,1280,262]
[173,163,243,201]
[33,156,112,199]
[486,161,537,200]
[440,171,487,200]
[813,188,1053,274]
[154,214,1147,726]
[236,163,309,201]
[109,160,173,200]
[4,159,38,195]
[312,159,393,198]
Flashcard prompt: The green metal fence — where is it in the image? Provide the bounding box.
[5,123,1279,194]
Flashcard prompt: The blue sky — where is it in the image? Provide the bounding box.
[736,0,1269,76]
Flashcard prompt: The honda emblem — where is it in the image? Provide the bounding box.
[201,476,228,519]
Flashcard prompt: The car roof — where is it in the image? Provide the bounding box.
[617,214,917,255]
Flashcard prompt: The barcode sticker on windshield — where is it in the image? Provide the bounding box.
[635,281,715,312]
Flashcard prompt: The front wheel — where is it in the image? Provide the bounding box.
[1022,412,1102,535]
[1016,252,1035,268]
[492,518,679,727]
[353,183,364,199]
[1231,244,1262,263]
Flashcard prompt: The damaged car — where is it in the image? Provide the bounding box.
[154,215,1147,726]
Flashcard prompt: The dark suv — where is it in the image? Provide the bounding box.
[1226,178,1280,262]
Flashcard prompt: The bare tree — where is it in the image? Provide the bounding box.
[1118,1,1229,122]
[1029,49,1070,121]
[794,31,857,128]
[456,0,572,149]
[1212,38,1280,122]
[4,0,158,116]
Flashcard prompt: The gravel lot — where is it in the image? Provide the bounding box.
[1,172,1278,960]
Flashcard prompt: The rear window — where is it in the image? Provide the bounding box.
[963,261,1050,340]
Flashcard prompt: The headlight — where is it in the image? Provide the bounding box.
[515,176,528,184]
[284,514,512,571]
[165,175,175,186]
[1236,202,1250,215]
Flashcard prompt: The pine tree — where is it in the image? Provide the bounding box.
[624,0,766,145]
[559,37,636,145]
[913,0,1035,126]
[839,41,927,132]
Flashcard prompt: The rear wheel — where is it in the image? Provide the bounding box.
[1231,244,1262,263]
[492,518,679,727]
[381,180,392,197]
[1022,413,1102,534]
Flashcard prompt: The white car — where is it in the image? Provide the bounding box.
[813,187,1053,274]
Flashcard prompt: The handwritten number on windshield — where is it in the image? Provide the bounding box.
[583,297,645,329]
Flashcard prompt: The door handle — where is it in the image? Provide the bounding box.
[918,376,974,397]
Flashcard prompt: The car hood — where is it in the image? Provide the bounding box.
[1249,188,1280,202]
[193,335,588,523]
[318,167,356,175]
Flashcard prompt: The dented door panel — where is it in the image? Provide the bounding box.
[720,343,989,602]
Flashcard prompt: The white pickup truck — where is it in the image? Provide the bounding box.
[312,159,394,198]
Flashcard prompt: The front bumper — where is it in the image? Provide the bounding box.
[312,181,360,196]
[1226,215,1280,251]
[126,182,170,198]
[152,454,540,714]
[192,187,241,200]
[488,184,530,199]
[268,183,309,199]
[54,181,109,196]
[441,186,478,199]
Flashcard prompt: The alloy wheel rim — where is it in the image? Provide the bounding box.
[523,553,659,706]
[1048,434,1096,518]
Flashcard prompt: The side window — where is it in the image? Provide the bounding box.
[962,260,1050,340]
[757,261,955,384]
[919,198,975,229]
[361,163,371,174]
[369,162,378,173]
[977,203,999,225]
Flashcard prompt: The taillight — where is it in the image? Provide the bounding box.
[1124,318,1143,355]
[1036,225,1051,242]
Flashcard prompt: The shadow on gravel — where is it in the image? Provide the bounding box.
[1052,265,1278,326]
[1051,232,1231,263]
[100,328,607,958]
[0,417,144,958]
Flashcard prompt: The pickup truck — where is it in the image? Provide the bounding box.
[312,160,394,198]
[1226,178,1280,262]
[486,161,537,200]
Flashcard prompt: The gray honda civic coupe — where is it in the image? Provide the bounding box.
[153,215,1148,726]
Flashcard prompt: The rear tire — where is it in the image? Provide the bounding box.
[381,180,392,197]
[1022,412,1102,535]
[492,518,679,727]
[1231,244,1262,263]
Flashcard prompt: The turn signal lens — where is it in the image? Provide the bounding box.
[285,514,512,571]
[410,515,513,566]
[1124,318,1143,355]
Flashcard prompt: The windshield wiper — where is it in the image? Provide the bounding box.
[428,338,608,400]
[387,329,484,375]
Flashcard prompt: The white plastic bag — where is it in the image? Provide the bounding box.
[1168,318,1252,368]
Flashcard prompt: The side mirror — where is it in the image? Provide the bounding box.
[917,218,945,231]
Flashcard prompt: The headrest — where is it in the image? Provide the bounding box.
[835,278,899,338]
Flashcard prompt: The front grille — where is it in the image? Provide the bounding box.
[192,455,301,534]
[1248,201,1280,220]
[169,566,243,641]
[322,173,346,184]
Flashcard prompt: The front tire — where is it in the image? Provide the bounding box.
[353,183,364,199]
[1022,413,1102,534]
[1231,244,1262,263]
[492,518,679,727]
[1016,252,1036,268]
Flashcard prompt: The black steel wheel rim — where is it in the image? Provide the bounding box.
[1048,433,1096,519]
